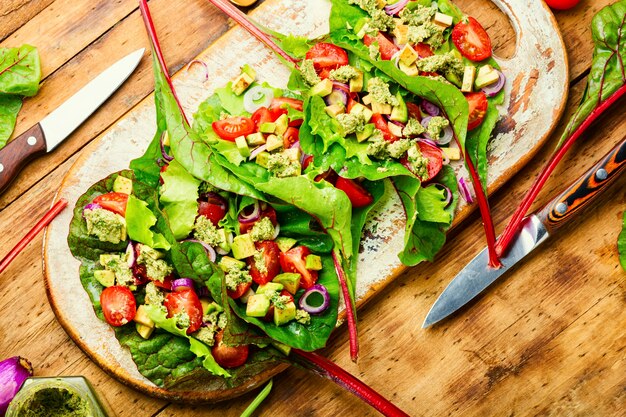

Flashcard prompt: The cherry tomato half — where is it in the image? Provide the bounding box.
[279,246,318,290]
[212,116,255,141]
[363,32,399,61]
[248,241,281,285]
[305,42,349,71]
[406,102,422,122]
[282,127,300,149]
[198,193,228,226]
[466,91,488,130]
[418,141,443,182]
[268,97,304,127]
[212,330,249,368]
[413,43,434,59]
[545,0,580,10]
[164,289,203,334]
[251,107,273,131]
[451,17,492,61]
[227,281,252,300]
[93,192,129,216]
[239,206,278,234]
[335,177,374,208]
[371,113,398,142]
[100,286,136,327]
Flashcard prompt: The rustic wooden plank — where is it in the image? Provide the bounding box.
[0,0,55,42]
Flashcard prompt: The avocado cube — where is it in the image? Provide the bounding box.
[231,72,255,96]
[246,294,271,317]
[349,102,373,123]
[271,341,292,356]
[241,64,257,79]
[355,21,371,39]
[200,298,213,315]
[259,122,276,134]
[273,273,301,294]
[273,301,297,326]
[219,256,246,272]
[134,305,155,328]
[246,132,266,146]
[274,114,289,135]
[399,61,419,77]
[442,147,462,161]
[356,124,376,142]
[371,101,392,115]
[398,44,418,66]
[325,103,345,118]
[265,134,284,152]
[387,121,404,137]
[361,94,373,105]
[235,135,251,157]
[305,254,323,271]
[162,131,170,146]
[257,282,284,295]
[390,92,408,123]
[99,253,118,267]
[310,79,334,97]
[240,287,255,303]
[255,151,271,168]
[283,148,301,163]
[461,65,476,93]
[392,25,409,45]
[444,70,463,88]
[94,270,115,287]
[217,229,232,253]
[275,237,297,253]
[135,323,154,339]
[349,69,364,93]
[112,176,133,195]
[232,234,256,259]
[475,65,500,89]
[434,12,454,28]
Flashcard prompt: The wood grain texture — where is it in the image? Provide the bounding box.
[0,0,624,416]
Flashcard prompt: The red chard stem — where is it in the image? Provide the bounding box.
[332,250,359,362]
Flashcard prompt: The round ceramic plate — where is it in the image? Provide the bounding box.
[44,0,568,403]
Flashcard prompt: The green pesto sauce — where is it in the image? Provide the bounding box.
[329,65,359,83]
[300,59,321,87]
[14,386,91,417]
[137,247,172,283]
[253,247,268,274]
[403,118,425,137]
[336,112,367,136]
[193,216,222,247]
[144,281,165,306]
[367,78,398,106]
[102,254,134,287]
[416,52,464,79]
[84,208,125,244]
[267,153,301,178]
[225,266,252,291]
[426,116,450,139]
[250,217,276,242]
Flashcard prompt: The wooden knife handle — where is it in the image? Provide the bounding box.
[0,124,47,195]
[537,137,626,234]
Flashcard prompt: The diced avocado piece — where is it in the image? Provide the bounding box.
[283,148,301,163]
[135,323,154,339]
[256,282,284,295]
[246,132,266,146]
[349,102,373,122]
[390,92,408,123]
[399,61,419,77]
[246,294,271,317]
[444,70,462,88]
[94,270,115,287]
[255,151,271,168]
[356,123,376,142]
[275,237,297,253]
[134,305,155,328]
[99,254,118,266]
[371,101,392,115]
[305,254,323,271]
[475,65,500,89]
[232,234,256,259]
[240,287,255,303]
[273,273,301,294]
[392,24,409,45]
[376,0,387,8]
[325,103,345,118]
[200,298,212,315]
[265,134,284,152]
[354,18,370,39]
[274,301,297,326]
[461,65,476,93]
[349,69,364,93]
[231,72,255,96]
[217,229,232,253]
[398,44,418,66]
[112,176,133,195]
[259,122,276,134]
[235,135,251,157]
[442,147,462,161]
[310,79,334,97]
[274,114,289,135]
[241,64,256,79]
[219,256,246,272]
[387,121,404,137]
[434,12,453,28]
[162,131,170,146]
[362,94,373,105]
[271,341,292,356]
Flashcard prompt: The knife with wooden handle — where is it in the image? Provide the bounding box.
[423,136,626,328]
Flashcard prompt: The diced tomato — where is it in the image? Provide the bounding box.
[100,286,136,327]
[335,177,374,208]
[371,113,398,142]
[280,290,294,303]
[302,155,314,170]
[212,116,255,141]
[239,206,278,234]
[406,102,422,122]
[413,141,443,182]
[282,127,300,149]
[318,68,331,79]
[412,43,434,58]
[363,32,399,61]
[159,164,168,185]
[198,193,228,226]
[346,97,358,113]
[268,97,304,127]
[164,289,203,334]
[227,281,252,300]
[212,330,249,368]
[251,107,273,131]
[451,17,492,61]
[305,42,349,71]
[466,92,488,130]
[93,192,128,216]
[279,246,318,290]
[248,241,281,285]
[152,275,173,291]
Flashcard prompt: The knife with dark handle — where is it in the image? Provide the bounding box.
[423,136,626,328]
[0,49,144,195]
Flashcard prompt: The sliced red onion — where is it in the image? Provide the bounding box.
[384,0,409,15]
[82,203,102,218]
[243,86,274,113]
[481,70,506,97]
[185,59,209,81]
[299,284,330,315]
[388,119,406,128]
[437,125,454,145]
[421,116,433,139]
[0,356,33,414]
[417,138,438,148]
[332,81,350,93]
[199,192,227,209]
[126,242,136,268]
[172,278,195,292]
[183,239,217,262]
[391,50,402,69]
[160,131,174,162]
[324,89,348,107]
[272,223,281,240]
[420,100,440,117]
[290,140,301,150]
[238,201,261,224]
[427,183,453,208]
[458,177,475,204]
[249,144,267,161]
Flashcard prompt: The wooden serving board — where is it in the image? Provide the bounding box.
[43,0,568,403]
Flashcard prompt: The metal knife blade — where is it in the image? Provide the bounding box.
[41,48,144,151]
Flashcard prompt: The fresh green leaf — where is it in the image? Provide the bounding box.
[619,211,626,271]
[159,159,201,239]
[125,194,170,250]
[0,45,41,96]
[0,95,22,148]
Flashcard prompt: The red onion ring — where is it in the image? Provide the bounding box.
[324,88,349,107]
[481,70,506,97]
[299,284,330,314]
[172,278,195,292]
[332,81,350,93]
[82,203,102,218]
[160,131,174,162]
[458,177,475,204]
[185,59,209,81]
[427,183,453,208]
[249,144,267,160]
[420,100,440,117]
[437,125,454,145]
[384,0,409,15]
[238,201,261,224]
[417,138,438,148]
[183,239,217,262]
[272,223,281,240]
[126,241,136,268]
[290,140,301,150]
[0,356,33,413]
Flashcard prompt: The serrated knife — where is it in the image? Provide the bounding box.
[0,48,144,194]
[423,136,626,328]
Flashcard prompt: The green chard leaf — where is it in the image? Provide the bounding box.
[619,211,626,271]
[0,95,22,149]
[159,159,201,240]
[126,194,170,250]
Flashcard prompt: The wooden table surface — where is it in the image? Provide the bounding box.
[1,0,624,415]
